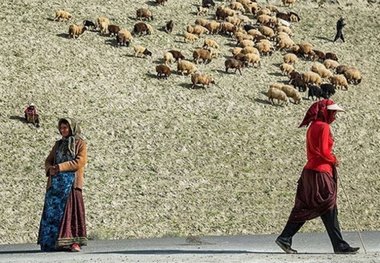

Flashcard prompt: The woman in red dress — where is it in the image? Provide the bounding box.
[276,99,360,254]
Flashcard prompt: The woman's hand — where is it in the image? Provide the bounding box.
[49,165,59,176]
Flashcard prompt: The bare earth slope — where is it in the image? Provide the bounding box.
[0,0,379,244]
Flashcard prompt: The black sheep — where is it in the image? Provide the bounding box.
[83,20,96,29]
[308,85,326,100]
[320,83,336,98]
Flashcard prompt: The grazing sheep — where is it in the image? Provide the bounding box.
[280,63,294,76]
[205,20,221,34]
[311,62,333,79]
[163,51,175,65]
[241,46,260,55]
[197,6,209,16]
[323,59,340,70]
[344,67,362,84]
[325,52,338,61]
[302,71,322,86]
[256,8,272,17]
[243,53,261,67]
[276,35,295,51]
[184,32,199,43]
[133,22,153,36]
[283,53,298,64]
[168,50,185,61]
[195,18,209,27]
[229,1,245,12]
[191,73,215,88]
[215,6,235,20]
[68,24,87,39]
[267,87,288,105]
[83,20,96,29]
[108,24,121,36]
[177,60,198,75]
[225,58,244,75]
[226,16,242,27]
[255,41,274,56]
[290,74,307,92]
[308,85,325,100]
[156,64,171,79]
[97,16,110,34]
[240,39,255,48]
[298,42,314,59]
[203,38,219,49]
[202,0,215,8]
[220,22,237,36]
[312,49,325,61]
[335,64,349,75]
[165,20,174,33]
[320,83,336,98]
[282,0,297,7]
[282,84,302,104]
[257,15,277,26]
[54,10,72,21]
[230,47,242,56]
[133,45,152,58]
[329,74,348,90]
[258,26,275,39]
[117,29,133,46]
[187,25,209,36]
[136,8,153,21]
[156,0,168,5]
[270,82,285,90]
[193,49,214,64]
[277,25,293,36]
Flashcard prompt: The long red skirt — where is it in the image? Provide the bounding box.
[56,188,87,248]
[288,168,338,223]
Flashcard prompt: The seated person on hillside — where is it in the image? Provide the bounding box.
[24,103,40,127]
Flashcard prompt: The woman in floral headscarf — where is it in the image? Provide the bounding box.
[38,118,87,252]
[275,99,360,254]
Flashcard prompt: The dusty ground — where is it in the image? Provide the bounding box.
[0,0,379,244]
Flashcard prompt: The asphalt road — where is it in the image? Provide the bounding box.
[0,232,379,263]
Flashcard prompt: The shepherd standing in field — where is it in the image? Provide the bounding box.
[275,99,360,254]
[38,118,88,252]
[333,16,346,42]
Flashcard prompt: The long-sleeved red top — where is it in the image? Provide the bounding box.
[304,120,337,175]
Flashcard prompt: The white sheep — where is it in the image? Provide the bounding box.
[283,53,298,64]
[267,87,288,105]
[177,60,198,75]
[280,63,294,76]
[54,10,72,21]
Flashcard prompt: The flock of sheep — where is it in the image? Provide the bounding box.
[53,0,362,105]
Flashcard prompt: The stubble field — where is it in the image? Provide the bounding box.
[0,0,379,244]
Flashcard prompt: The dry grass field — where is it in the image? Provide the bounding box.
[0,0,379,244]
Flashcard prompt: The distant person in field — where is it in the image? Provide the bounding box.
[24,103,40,127]
[38,118,88,252]
[333,17,346,42]
[275,99,360,254]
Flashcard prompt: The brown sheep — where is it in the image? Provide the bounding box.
[187,25,209,36]
[136,8,153,21]
[344,67,362,85]
[191,73,215,88]
[267,87,288,105]
[54,10,72,21]
[280,63,294,76]
[325,52,338,61]
[193,49,214,64]
[133,22,153,36]
[258,26,275,39]
[195,18,209,27]
[329,74,348,90]
[283,53,298,64]
[97,16,110,34]
[225,58,244,75]
[303,71,322,86]
[184,32,199,43]
[203,38,219,49]
[117,29,133,46]
[323,59,340,70]
[312,49,325,61]
[156,64,171,79]
[168,50,185,61]
[108,24,121,36]
[133,45,152,58]
[281,84,302,104]
[205,21,221,34]
[177,60,198,75]
[68,24,87,39]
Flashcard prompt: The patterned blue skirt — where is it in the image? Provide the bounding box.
[38,172,75,252]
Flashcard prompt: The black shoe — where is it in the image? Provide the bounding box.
[335,246,360,254]
[275,238,298,254]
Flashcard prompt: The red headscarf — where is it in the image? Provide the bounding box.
[299,99,336,128]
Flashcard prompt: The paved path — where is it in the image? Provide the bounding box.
[0,232,379,262]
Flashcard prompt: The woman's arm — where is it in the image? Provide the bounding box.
[57,140,87,172]
[45,143,57,176]
[320,125,337,164]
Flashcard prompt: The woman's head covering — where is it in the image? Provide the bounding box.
[299,99,344,128]
[57,118,84,157]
